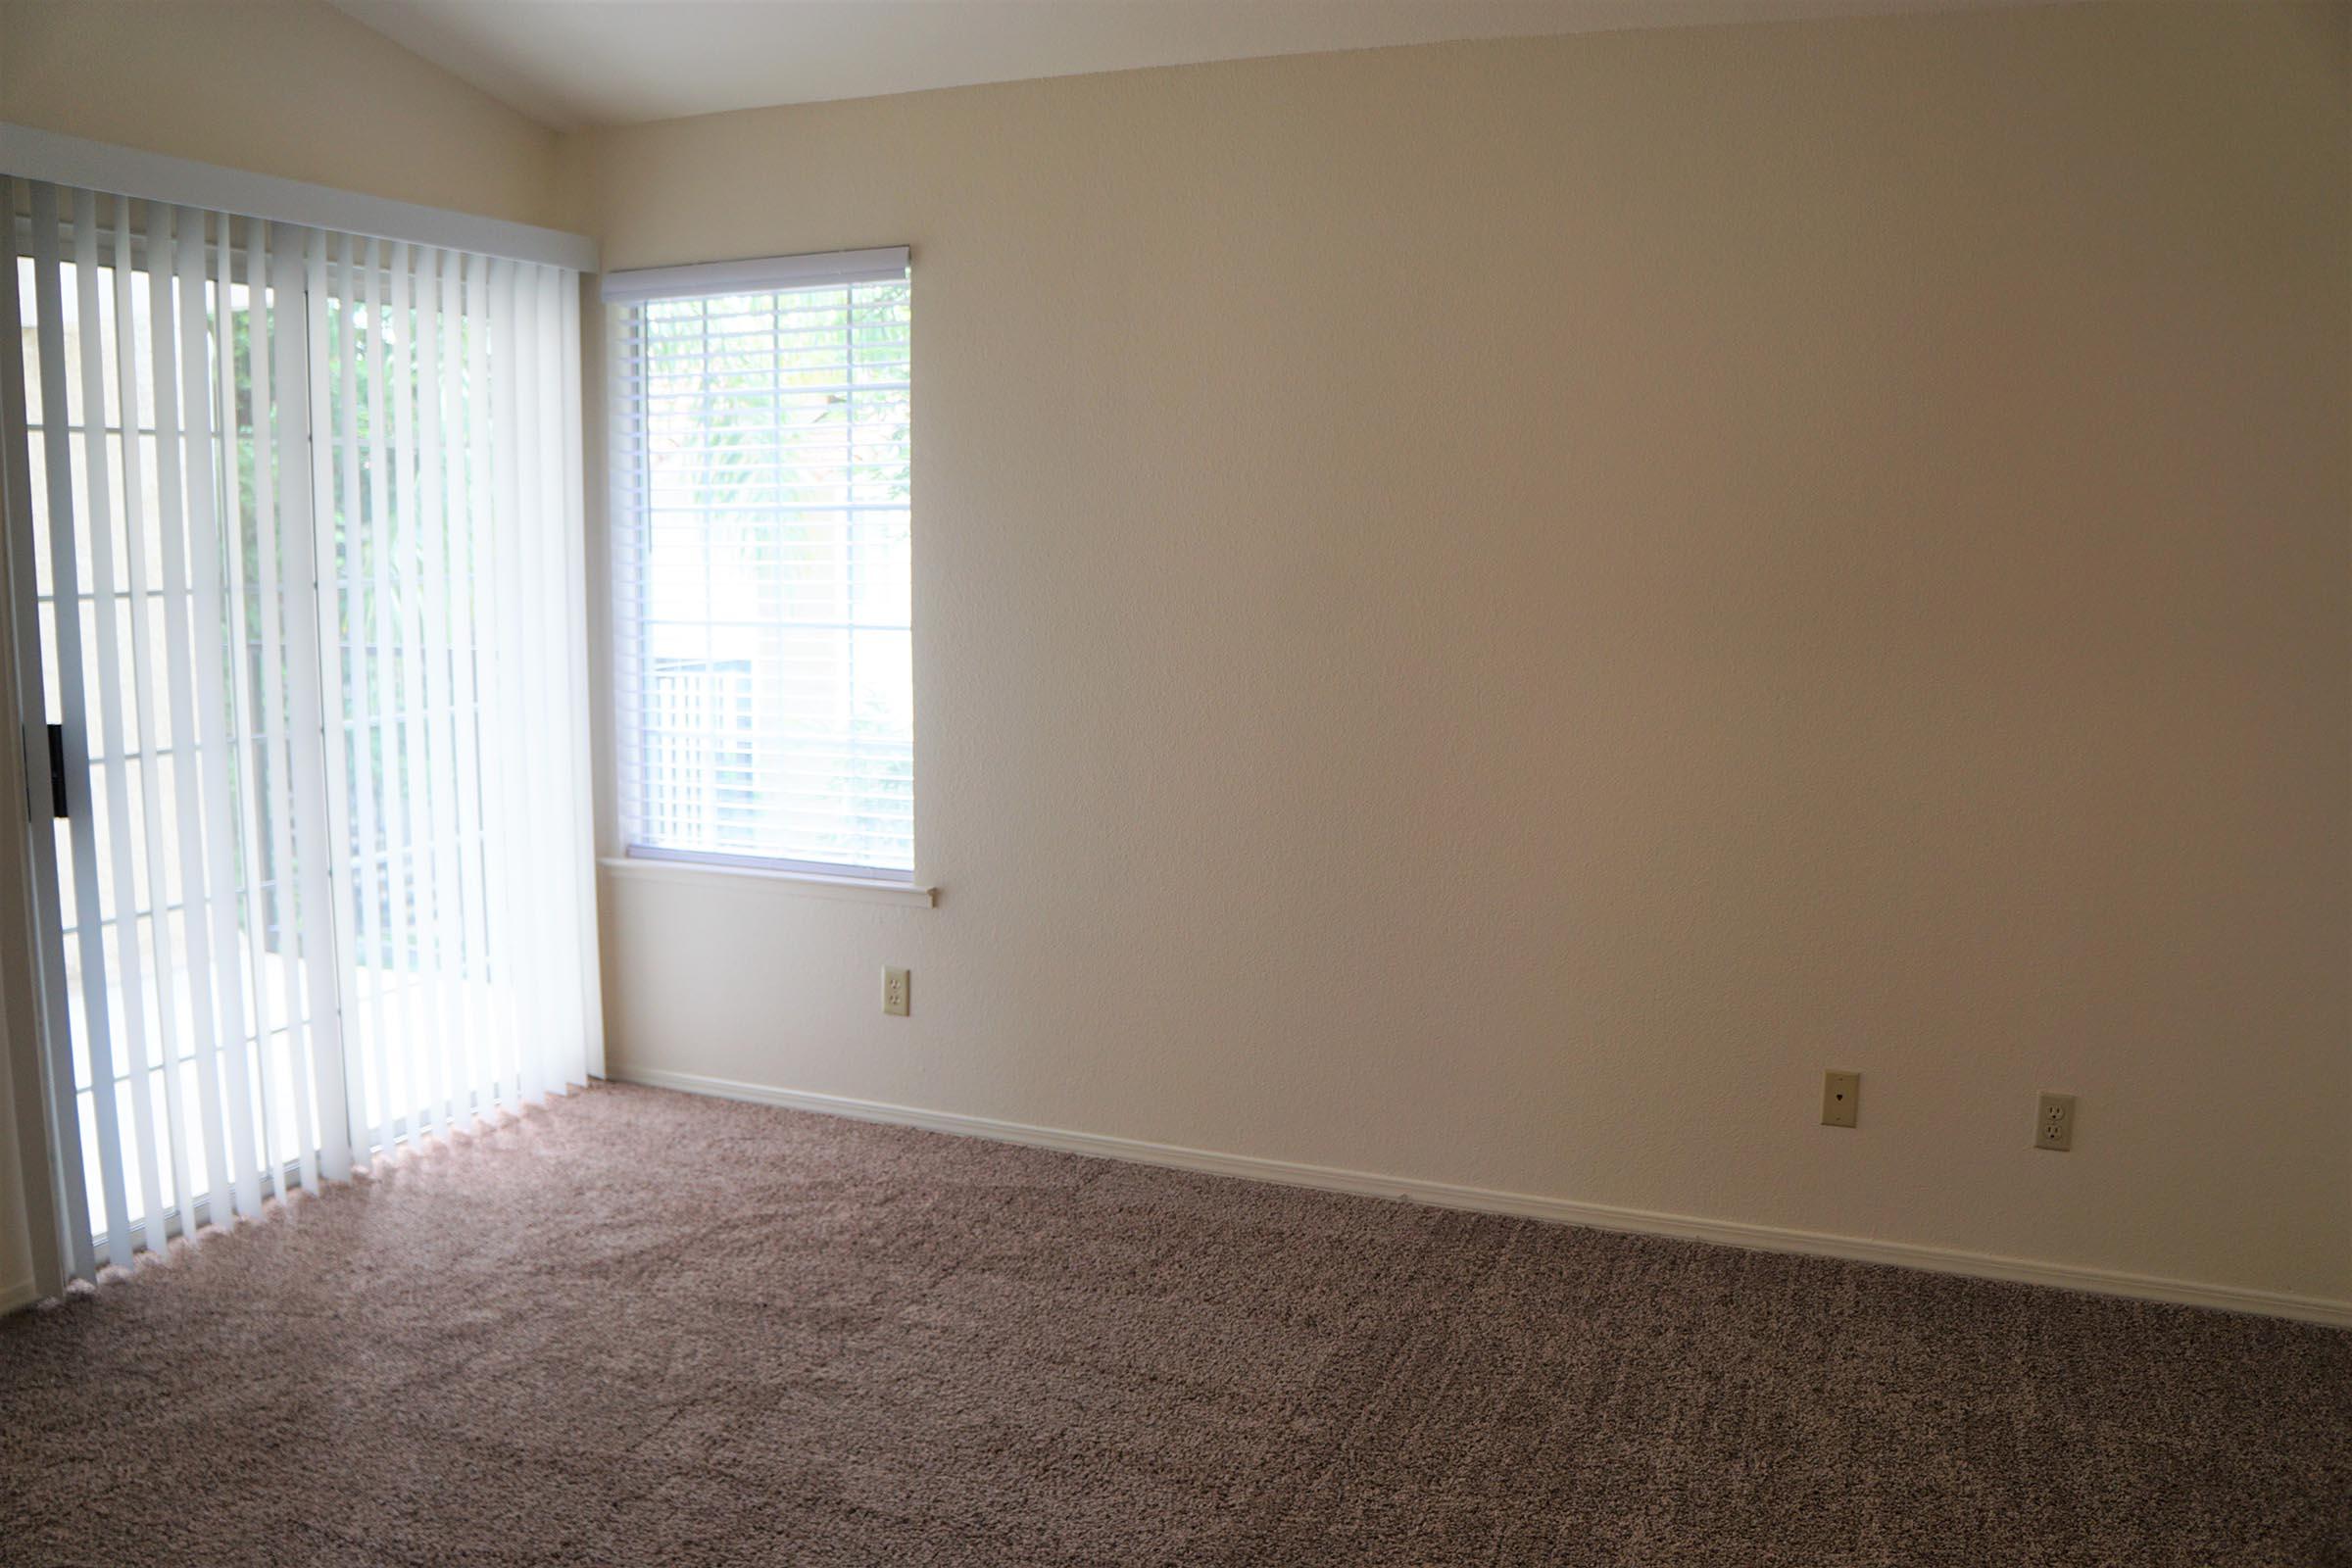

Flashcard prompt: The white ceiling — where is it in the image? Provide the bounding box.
[327,0,2037,131]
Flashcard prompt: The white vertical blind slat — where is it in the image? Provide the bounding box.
[377,241,418,1150]
[230,218,286,1200]
[245,218,313,1200]
[544,266,579,1092]
[357,236,396,1159]
[414,245,461,1132]
[72,193,155,1260]
[384,243,436,1144]
[537,265,583,1089]
[199,209,263,1223]
[509,261,551,1107]
[154,205,229,1241]
[311,228,368,1180]
[521,266,555,1090]
[275,226,349,1186]
[37,185,135,1269]
[561,271,603,1081]
[113,195,184,1252]
[481,258,523,1116]
[446,253,493,1119]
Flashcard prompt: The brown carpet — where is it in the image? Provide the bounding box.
[1,1083,2346,1566]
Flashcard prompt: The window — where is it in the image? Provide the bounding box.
[608,249,913,881]
[3,172,599,1280]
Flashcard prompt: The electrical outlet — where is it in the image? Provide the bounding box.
[2035,1092,2075,1152]
[882,966,910,1017]
[1821,1070,1860,1129]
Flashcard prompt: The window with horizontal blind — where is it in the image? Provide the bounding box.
[606,248,912,881]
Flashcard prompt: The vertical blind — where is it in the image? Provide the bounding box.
[607,249,912,879]
[1,177,601,1283]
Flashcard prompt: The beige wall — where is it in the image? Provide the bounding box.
[0,0,561,226]
[577,2,2352,1306]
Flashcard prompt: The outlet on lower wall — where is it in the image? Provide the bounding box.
[882,966,910,1017]
[2036,1092,2075,1152]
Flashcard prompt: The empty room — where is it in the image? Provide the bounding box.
[0,0,2346,1562]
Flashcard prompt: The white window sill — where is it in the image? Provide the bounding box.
[598,857,937,907]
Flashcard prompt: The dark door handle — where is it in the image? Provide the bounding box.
[46,723,66,819]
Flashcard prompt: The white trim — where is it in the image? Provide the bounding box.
[623,844,916,886]
[600,246,908,303]
[0,124,598,271]
[599,856,936,907]
[0,1278,37,1315]
[610,1065,2352,1330]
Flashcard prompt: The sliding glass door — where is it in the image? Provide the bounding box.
[1,177,600,1284]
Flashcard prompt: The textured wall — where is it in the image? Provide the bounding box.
[576,2,2351,1306]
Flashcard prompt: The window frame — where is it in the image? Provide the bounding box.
[604,247,915,887]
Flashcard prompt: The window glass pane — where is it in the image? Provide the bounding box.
[614,275,913,876]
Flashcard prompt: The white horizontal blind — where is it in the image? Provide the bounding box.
[610,254,913,878]
[0,177,600,1280]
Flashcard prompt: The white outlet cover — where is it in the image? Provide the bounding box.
[2036,1092,2075,1152]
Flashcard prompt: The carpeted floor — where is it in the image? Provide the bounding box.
[1,1083,2346,1566]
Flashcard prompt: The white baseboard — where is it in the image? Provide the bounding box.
[608,1065,2352,1330]
[0,1277,39,1315]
